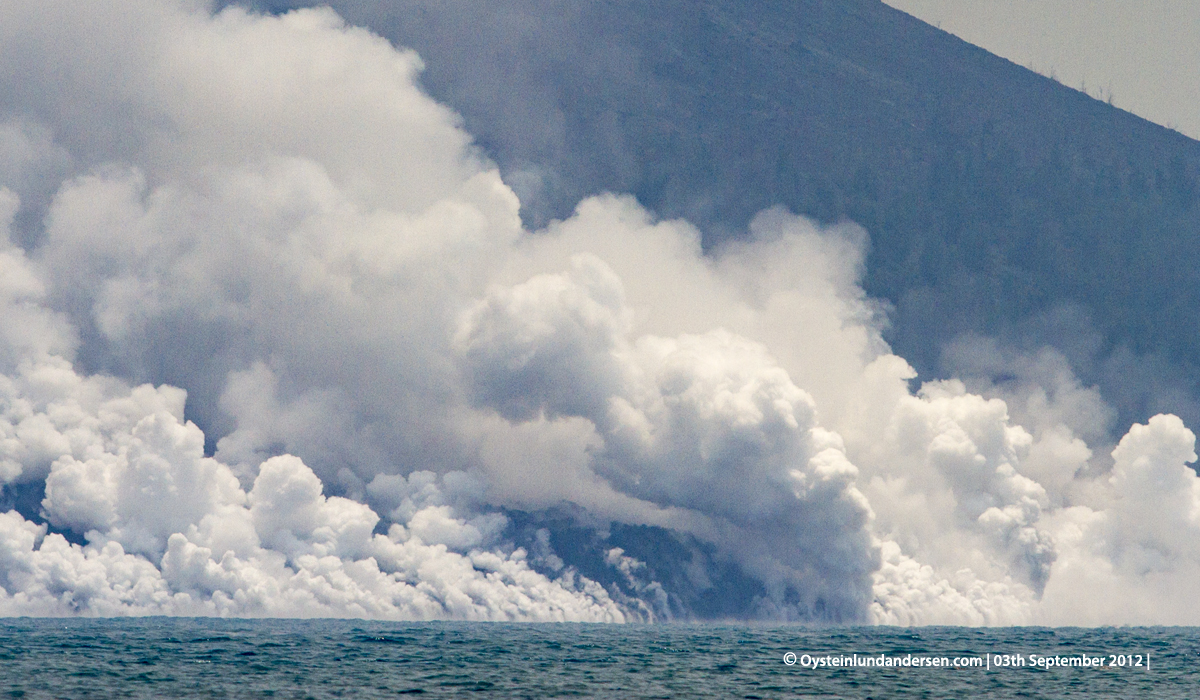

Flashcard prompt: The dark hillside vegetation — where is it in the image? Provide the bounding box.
[237,0,1200,425]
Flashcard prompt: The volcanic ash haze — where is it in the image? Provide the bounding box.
[0,0,1199,624]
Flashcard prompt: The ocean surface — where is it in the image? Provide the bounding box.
[1,618,1197,699]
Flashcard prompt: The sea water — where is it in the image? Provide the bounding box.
[1,618,1197,698]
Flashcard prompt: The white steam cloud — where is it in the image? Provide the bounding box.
[0,0,1198,624]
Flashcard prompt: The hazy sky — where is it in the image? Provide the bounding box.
[884,0,1200,140]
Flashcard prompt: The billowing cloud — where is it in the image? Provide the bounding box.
[0,0,1198,624]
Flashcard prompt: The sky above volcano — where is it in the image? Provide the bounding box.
[885,0,1200,139]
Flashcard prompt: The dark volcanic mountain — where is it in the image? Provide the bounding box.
[237,0,1200,429]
